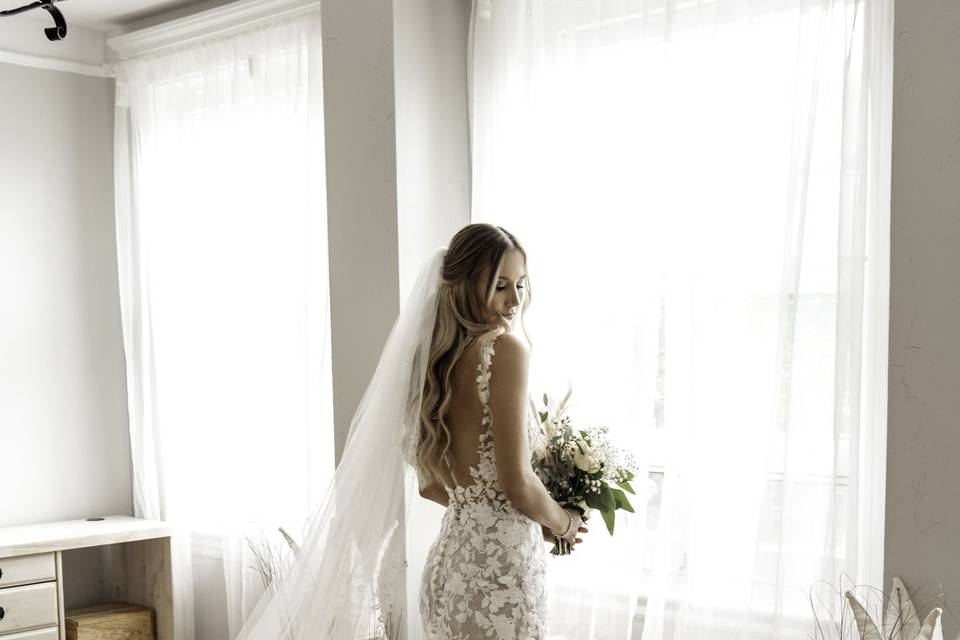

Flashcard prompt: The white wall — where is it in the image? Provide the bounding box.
[321,0,402,464]
[885,0,960,631]
[0,61,132,528]
[394,0,473,295]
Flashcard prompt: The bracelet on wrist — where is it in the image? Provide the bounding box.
[551,509,573,539]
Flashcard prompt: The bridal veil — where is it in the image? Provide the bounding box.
[236,247,445,640]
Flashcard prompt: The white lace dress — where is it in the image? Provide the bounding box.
[420,329,548,639]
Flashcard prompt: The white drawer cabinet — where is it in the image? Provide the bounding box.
[0,552,59,640]
[0,582,59,635]
[0,517,173,640]
[0,555,56,590]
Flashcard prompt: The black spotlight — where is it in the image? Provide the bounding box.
[0,0,68,41]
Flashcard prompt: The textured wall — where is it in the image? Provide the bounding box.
[394,0,472,296]
[321,0,402,463]
[886,1,960,633]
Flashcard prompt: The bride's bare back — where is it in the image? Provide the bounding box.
[443,336,489,487]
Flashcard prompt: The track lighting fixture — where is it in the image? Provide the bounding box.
[0,0,68,42]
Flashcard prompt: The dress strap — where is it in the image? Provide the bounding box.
[475,328,504,435]
[476,334,494,418]
[467,328,508,483]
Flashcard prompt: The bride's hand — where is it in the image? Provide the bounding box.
[560,509,587,550]
[541,519,587,542]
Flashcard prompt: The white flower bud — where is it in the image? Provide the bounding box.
[574,448,601,473]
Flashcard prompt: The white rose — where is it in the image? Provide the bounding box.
[574,444,600,473]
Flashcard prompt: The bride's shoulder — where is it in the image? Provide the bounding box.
[485,332,529,401]
[487,331,529,367]
[471,329,529,371]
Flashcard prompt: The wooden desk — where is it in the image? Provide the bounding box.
[0,516,173,640]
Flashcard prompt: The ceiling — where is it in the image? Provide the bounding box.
[1,0,226,32]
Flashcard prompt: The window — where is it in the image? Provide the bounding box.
[471,0,890,636]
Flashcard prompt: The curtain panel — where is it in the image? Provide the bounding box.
[469,0,892,637]
[113,14,332,639]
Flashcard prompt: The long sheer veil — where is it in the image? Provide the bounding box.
[236,247,446,640]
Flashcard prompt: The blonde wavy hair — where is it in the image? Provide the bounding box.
[416,223,532,488]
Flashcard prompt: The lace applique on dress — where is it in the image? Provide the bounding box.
[419,329,547,639]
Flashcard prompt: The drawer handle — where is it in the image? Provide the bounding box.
[0,605,5,620]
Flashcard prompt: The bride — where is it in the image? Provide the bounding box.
[237,223,587,640]
[417,224,587,638]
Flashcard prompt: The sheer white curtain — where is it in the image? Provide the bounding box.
[470,1,891,638]
[113,13,332,640]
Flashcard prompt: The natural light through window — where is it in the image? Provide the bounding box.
[472,0,890,637]
[132,41,332,538]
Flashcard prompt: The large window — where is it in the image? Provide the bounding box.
[471,0,891,637]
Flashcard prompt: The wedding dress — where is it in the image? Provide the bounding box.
[420,327,548,639]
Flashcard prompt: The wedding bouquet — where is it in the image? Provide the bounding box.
[530,390,638,555]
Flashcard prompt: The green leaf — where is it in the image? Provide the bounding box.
[538,411,548,423]
[585,491,605,511]
[601,509,616,535]
[597,487,616,511]
[617,480,635,495]
[611,488,635,513]
[543,393,549,407]
[623,469,635,481]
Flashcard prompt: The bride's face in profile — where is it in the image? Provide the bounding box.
[483,248,526,331]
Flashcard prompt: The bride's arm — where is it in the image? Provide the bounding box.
[488,334,576,538]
